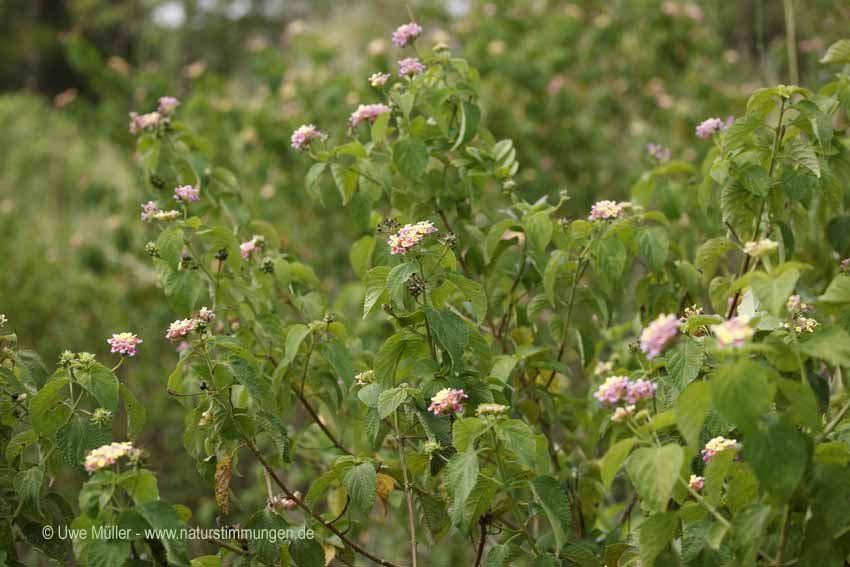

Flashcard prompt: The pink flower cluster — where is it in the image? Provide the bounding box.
[240,236,261,258]
[695,116,733,139]
[647,143,671,161]
[198,306,216,322]
[428,388,467,415]
[841,258,850,272]
[369,72,391,87]
[291,124,325,151]
[594,376,657,407]
[107,332,143,357]
[639,314,681,359]
[140,201,180,222]
[392,22,423,47]
[174,185,200,203]
[157,96,180,115]
[398,57,426,77]
[165,318,197,342]
[129,112,162,135]
[84,442,141,473]
[588,200,628,221]
[349,103,391,127]
[388,221,438,255]
[701,436,739,462]
[710,316,754,348]
[689,474,705,491]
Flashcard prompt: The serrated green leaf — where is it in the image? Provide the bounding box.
[529,475,572,552]
[626,445,684,512]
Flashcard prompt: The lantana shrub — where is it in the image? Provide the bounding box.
[4,28,850,567]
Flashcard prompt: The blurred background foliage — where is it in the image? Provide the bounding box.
[1,0,848,548]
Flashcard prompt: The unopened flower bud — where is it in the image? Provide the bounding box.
[215,248,229,261]
[406,273,427,298]
[91,408,113,426]
[261,257,275,274]
[145,242,160,257]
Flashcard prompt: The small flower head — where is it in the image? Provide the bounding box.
[695,117,728,139]
[784,317,818,334]
[702,436,739,462]
[639,314,681,359]
[423,440,443,455]
[428,388,467,415]
[240,236,262,259]
[129,111,162,135]
[107,332,143,357]
[84,442,141,473]
[711,316,754,348]
[355,369,375,386]
[593,375,631,406]
[369,72,391,87]
[611,405,636,423]
[588,200,626,221]
[197,307,216,322]
[646,143,671,161]
[683,304,704,319]
[689,474,705,491]
[349,103,391,127]
[476,403,508,416]
[173,185,200,203]
[157,96,180,115]
[0,314,6,328]
[626,379,657,404]
[290,124,325,151]
[742,238,778,257]
[165,318,197,342]
[594,360,614,376]
[140,201,159,222]
[398,57,426,77]
[90,408,113,426]
[392,22,423,47]
[388,221,438,255]
[841,258,850,273]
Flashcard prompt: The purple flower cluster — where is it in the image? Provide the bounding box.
[594,376,657,407]
[157,96,180,115]
[349,103,391,127]
[107,332,143,357]
[695,116,733,139]
[398,57,426,77]
[646,143,671,161]
[392,22,423,47]
[174,185,200,203]
[369,72,391,87]
[428,388,467,415]
[639,314,681,359]
[388,221,438,255]
[290,124,325,151]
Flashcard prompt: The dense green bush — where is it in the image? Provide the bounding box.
[5,9,850,567]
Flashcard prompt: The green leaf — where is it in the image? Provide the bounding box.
[525,211,553,264]
[820,39,850,64]
[377,387,408,419]
[87,538,131,567]
[625,444,684,512]
[305,162,326,199]
[497,419,537,468]
[342,462,377,512]
[163,269,204,316]
[485,543,522,567]
[445,272,488,322]
[228,356,271,409]
[529,475,572,552]
[711,361,775,432]
[386,262,419,305]
[743,420,809,501]
[118,469,160,504]
[330,163,359,205]
[819,275,850,305]
[283,325,311,366]
[543,250,568,306]
[120,384,146,440]
[349,236,375,279]
[371,111,390,144]
[452,417,485,452]
[29,378,70,437]
[256,411,291,463]
[637,226,669,272]
[750,267,799,316]
[290,537,325,567]
[666,337,705,391]
[675,381,712,448]
[157,227,184,270]
[445,451,479,520]
[363,266,391,317]
[426,308,469,369]
[5,430,38,464]
[784,137,820,178]
[639,512,678,567]
[393,138,429,179]
[800,326,850,366]
[78,362,119,412]
[56,418,111,468]
[14,467,43,513]
[737,164,771,197]
[136,501,189,565]
[777,379,821,430]
[601,438,636,490]
[246,509,289,563]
